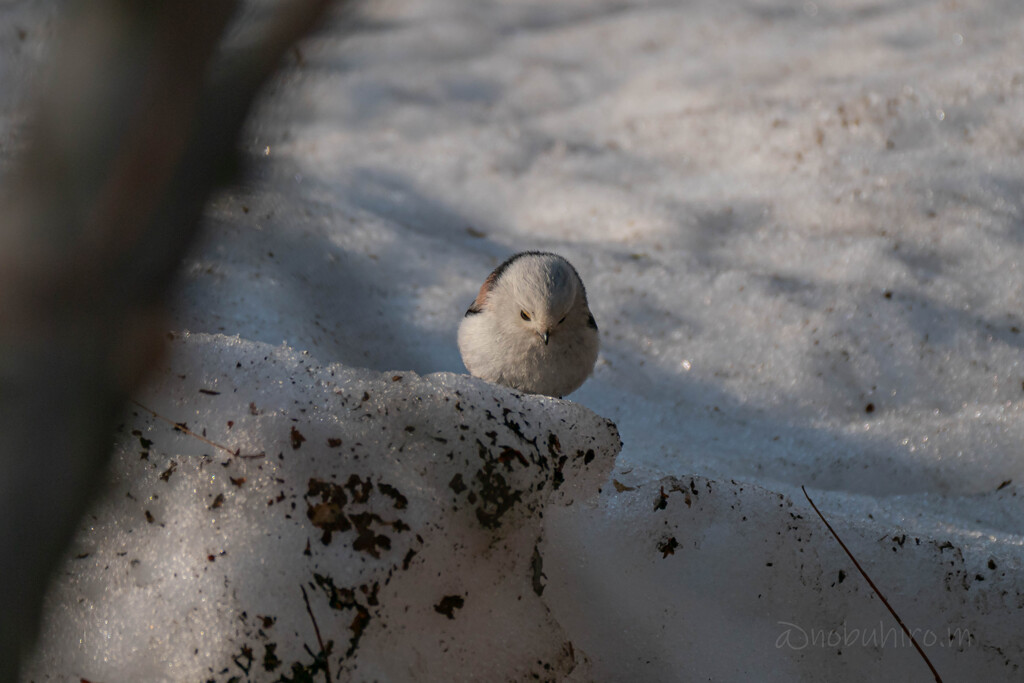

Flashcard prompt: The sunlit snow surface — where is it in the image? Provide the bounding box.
[11,0,1024,680]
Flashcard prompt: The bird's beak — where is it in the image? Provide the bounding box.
[540,330,550,345]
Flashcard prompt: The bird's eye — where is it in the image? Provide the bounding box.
[520,310,531,321]
[558,315,567,325]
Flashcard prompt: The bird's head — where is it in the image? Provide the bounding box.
[500,253,579,345]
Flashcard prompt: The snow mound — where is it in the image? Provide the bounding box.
[545,476,1024,681]
[25,332,619,682]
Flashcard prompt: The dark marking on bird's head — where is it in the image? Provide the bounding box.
[487,251,544,285]
[467,251,594,323]
[587,313,598,331]
[466,252,539,316]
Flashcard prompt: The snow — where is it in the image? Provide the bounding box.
[26,333,617,681]
[10,0,1024,680]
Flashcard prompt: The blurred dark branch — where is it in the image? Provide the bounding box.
[0,0,338,677]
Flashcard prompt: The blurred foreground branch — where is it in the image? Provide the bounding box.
[0,0,337,677]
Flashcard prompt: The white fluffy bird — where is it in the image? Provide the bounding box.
[458,251,599,397]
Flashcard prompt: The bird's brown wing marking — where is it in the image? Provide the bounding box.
[465,273,493,315]
[465,260,510,316]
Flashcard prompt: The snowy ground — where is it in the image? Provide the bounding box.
[8,0,1024,680]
